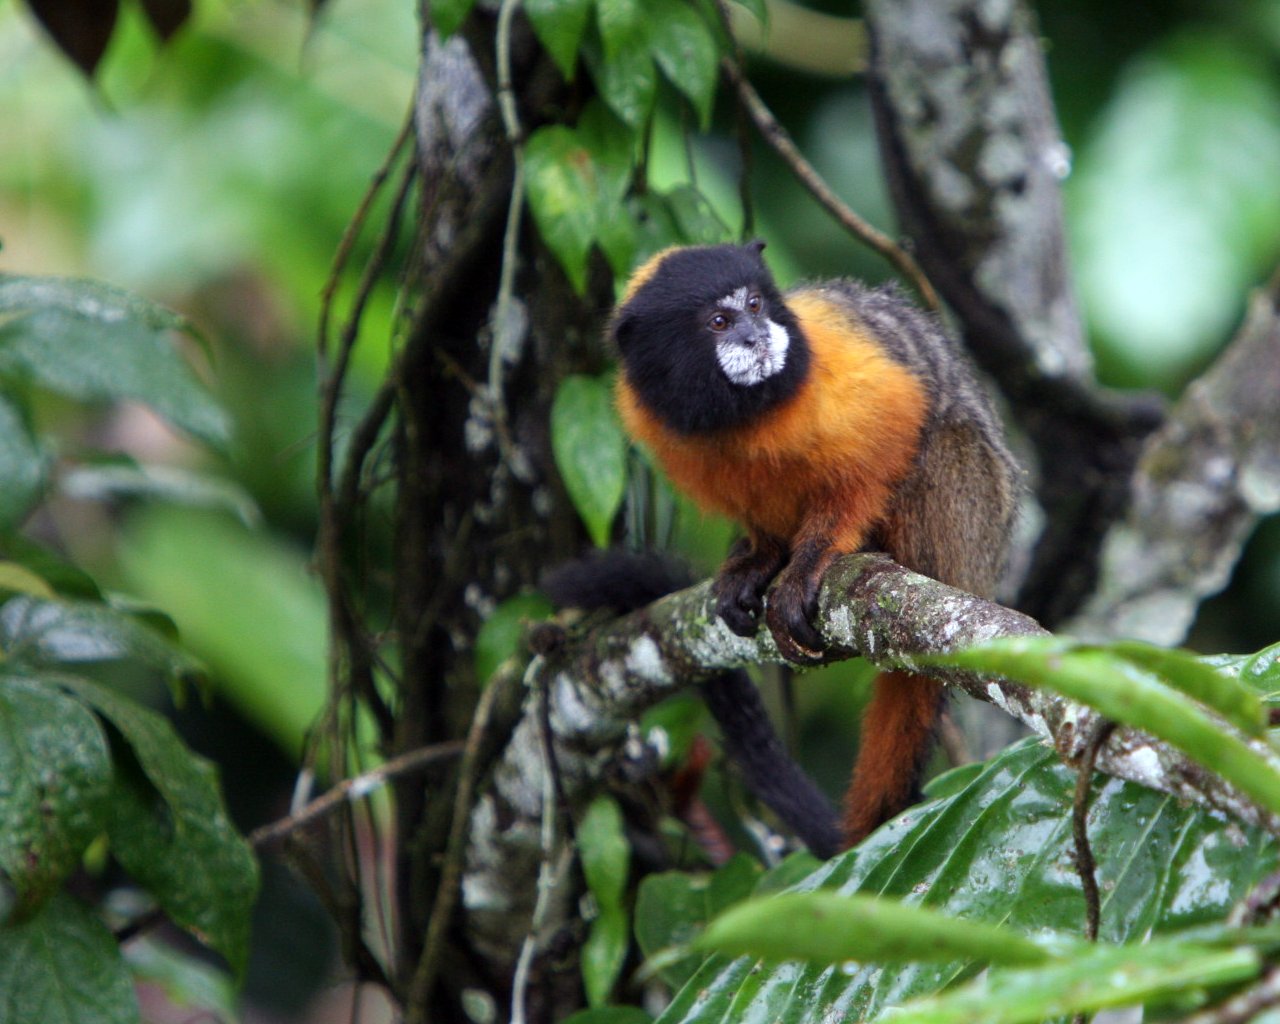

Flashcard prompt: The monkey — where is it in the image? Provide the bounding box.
[542,549,844,858]
[609,241,1019,846]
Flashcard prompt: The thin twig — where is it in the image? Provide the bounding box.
[512,662,571,1024]
[485,0,534,483]
[404,668,516,1023]
[719,57,941,312]
[249,741,465,848]
[1073,720,1116,943]
[318,108,416,363]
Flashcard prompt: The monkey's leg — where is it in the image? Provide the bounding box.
[712,532,788,636]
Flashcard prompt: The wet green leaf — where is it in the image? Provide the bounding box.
[0,393,45,530]
[695,891,1054,966]
[526,0,593,78]
[928,638,1280,817]
[0,275,229,449]
[646,0,719,127]
[0,674,112,919]
[60,678,259,976]
[0,893,139,1024]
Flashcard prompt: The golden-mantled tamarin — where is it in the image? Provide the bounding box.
[610,242,1018,846]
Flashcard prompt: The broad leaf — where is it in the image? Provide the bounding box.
[929,638,1280,816]
[0,595,202,693]
[0,893,139,1024]
[0,535,103,600]
[636,853,760,990]
[551,374,627,546]
[60,678,259,975]
[0,392,46,530]
[526,126,603,294]
[526,0,594,79]
[655,740,1277,1023]
[695,892,1055,967]
[428,0,477,37]
[646,0,719,127]
[591,0,656,126]
[474,592,554,684]
[0,274,229,449]
[580,796,631,1005]
[0,674,112,919]
[886,941,1258,1024]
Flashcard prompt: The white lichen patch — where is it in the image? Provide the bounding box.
[624,634,671,685]
[549,671,597,735]
[1116,745,1164,791]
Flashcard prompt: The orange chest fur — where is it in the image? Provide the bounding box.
[617,291,930,541]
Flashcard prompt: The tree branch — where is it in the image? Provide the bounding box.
[1068,272,1280,643]
[460,553,1280,970]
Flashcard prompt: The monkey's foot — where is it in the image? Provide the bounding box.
[765,560,827,664]
[712,536,787,637]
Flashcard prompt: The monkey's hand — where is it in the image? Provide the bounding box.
[712,534,788,637]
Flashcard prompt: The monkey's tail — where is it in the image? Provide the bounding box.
[542,550,842,859]
[841,670,944,846]
[701,671,842,858]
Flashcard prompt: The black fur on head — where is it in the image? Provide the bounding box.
[611,242,810,435]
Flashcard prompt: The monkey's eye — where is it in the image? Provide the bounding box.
[746,293,763,314]
[708,312,730,332]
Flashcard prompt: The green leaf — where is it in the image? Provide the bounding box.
[1103,639,1265,735]
[0,893,140,1024]
[926,638,1280,816]
[428,0,477,37]
[0,294,230,449]
[584,906,630,1008]
[0,535,102,601]
[581,795,630,909]
[526,0,594,78]
[59,678,259,975]
[474,593,554,684]
[695,891,1055,966]
[646,0,720,127]
[0,674,113,919]
[0,563,55,600]
[726,0,765,27]
[886,941,1258,1024]
[591,0,657,126]
[1240,641,1280,694]
[580,796,631,1005]
[525,126,601,294]
[60,462,261,527]
[551,374,627,546]
[590,43,656,128]
[0,392,46,530]
[654,740,1279,1023]
[0,596,202,692]
[663,184,730,245]
[116,508,327,757]
[636,853,759,990]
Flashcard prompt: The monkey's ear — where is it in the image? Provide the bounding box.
[748,239,767,255]
[610,307,636,350]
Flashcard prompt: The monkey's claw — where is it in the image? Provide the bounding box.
[766,576,825,663]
